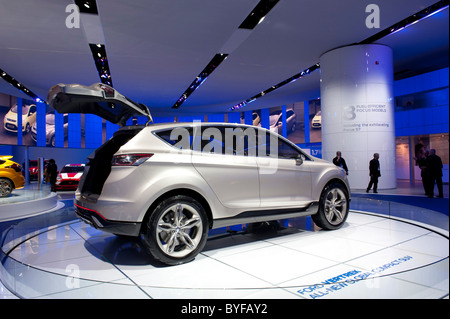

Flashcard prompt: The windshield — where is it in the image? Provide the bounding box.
[61,166,85,173]
[10,104,29,114]
[269,112,282,125]
[46,114,55,125]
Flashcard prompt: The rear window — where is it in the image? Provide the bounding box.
[155,128,191,148]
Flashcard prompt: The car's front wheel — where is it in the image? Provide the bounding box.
[312,182,349,230]
[141,195,208,265]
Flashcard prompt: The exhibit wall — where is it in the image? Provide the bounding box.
[0,67,448,184]
[393,67,449,182]
[320,44,396,190]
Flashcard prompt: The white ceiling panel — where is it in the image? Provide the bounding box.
[0,0,447,116]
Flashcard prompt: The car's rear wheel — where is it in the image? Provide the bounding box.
[0,178,13,197]
[312,182,349,230]
[141,195,208,265]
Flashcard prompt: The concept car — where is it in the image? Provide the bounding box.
[48,83,350,265]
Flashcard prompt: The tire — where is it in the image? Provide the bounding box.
[141,195,208,265]
[312,182,349,230]
[0,178,13,197]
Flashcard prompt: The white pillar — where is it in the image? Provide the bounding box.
[320,44,396,190]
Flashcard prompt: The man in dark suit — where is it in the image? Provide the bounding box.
[366,153,380,193]
[333,151,349,175]
[426,149,444,198]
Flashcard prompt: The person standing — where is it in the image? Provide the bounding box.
[47,159,58,192]
[417,149,430,196]
[366,153,380,193]
[333,151,348,175]
[426,149,444,198]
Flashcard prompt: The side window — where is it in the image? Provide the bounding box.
[29,105,36,115]
[155,126,309,160]
[223,126,258,157]
[201,127,224,154]
[262,131,308,160]
[278,139,301,159]
[155,127,192,150]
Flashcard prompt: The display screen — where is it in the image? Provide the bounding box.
[0,92,319,152]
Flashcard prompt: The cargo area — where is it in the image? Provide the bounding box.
[79,126,143,197]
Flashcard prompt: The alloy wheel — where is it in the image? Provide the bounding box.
[324,188,348,225]
[156,203,203,258]
[0,179,13,197]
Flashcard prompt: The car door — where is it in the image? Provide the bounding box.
[191,125,260,210]
[257,131,312,208]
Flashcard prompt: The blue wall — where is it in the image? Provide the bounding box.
[394,68,449,137]
[1,68,448,153]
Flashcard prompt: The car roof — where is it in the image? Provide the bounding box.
[140,122,263,131]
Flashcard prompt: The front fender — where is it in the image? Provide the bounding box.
[310,162,350,200]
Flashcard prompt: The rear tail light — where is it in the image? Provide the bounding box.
[111,153,153,166]
[6,163,22,172]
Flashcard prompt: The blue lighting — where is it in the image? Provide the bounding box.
[360,0,449,43]
[229,0,448,112]
[173,53,228,109]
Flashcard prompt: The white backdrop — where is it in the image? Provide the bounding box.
[320,44,396,190]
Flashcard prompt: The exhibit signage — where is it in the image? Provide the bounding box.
[297,255,413,299]
[320,44,396,189]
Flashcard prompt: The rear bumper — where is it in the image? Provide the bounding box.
[74,200,141,236]
[12,174,25,189]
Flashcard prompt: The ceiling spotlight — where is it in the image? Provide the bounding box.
[172,53,228,108]
[239,0,280,30]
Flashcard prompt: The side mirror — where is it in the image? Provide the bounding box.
[295,155,304,166]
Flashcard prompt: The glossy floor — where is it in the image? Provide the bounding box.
[1,210,448,299]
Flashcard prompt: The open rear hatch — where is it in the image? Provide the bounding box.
[77,126,143,201]
[47,83,153,200]
[47,83,152,126]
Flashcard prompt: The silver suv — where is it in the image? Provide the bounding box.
[48,83,350,265]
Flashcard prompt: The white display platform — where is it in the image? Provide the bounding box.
[0,185,62,222]
[1,211,448,299]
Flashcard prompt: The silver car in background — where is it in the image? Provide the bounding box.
[48,83,350,265]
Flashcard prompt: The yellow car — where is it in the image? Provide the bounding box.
[0,156,25,197]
